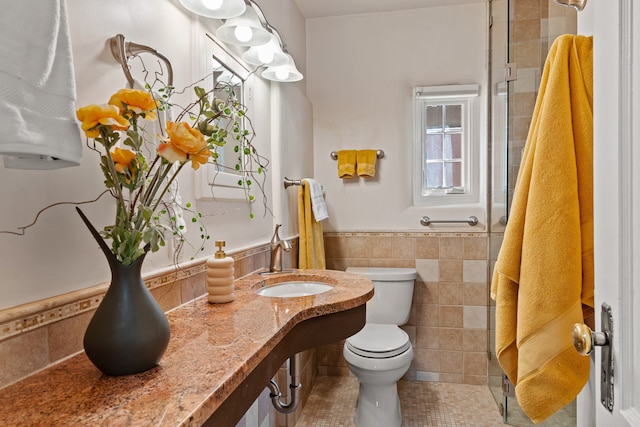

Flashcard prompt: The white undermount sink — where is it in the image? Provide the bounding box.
[256,281,333,298]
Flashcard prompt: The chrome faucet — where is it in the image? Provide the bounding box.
[270,224,292,272]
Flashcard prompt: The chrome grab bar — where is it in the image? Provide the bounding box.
[420,216,479,226]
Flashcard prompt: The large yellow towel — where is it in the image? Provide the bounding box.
[337,150,357,179]
[491,35,594,424]
[298,181,326,269]
[357,149,378,178]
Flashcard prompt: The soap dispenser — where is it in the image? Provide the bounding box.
[206,240,235,304]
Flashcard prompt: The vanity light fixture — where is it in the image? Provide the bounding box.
[262,52,303,82]
[178,0,246,19]
[553,0,586,11]
[216,5,271,46]
[242,34,289,67]
[178,0,303,81]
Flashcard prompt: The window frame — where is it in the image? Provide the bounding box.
[413,84,481,207]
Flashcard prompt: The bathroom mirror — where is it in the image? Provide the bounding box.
[195,33,254,201]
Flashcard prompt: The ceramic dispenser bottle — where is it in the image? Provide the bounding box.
[206,241,235,303]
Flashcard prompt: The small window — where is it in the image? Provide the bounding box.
[413,84,480,206]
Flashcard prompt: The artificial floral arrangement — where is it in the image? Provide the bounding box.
[74,82,268,265]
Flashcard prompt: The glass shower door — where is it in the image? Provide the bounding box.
[488,0,578,425]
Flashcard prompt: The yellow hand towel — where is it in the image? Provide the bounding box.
[337,150,357,179]
[491,34,593,424]
[356,149,377,178]
[298,181,326,269]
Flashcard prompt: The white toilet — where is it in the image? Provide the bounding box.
[343,267,417,427]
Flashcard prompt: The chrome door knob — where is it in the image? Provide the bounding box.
[572,323,608,356]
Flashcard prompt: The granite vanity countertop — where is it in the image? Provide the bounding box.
[0,269,373,426]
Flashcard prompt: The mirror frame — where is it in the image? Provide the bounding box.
[194,32,255,202]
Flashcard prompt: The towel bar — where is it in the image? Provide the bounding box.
[283,177,303,189]
[330,150,384,160]
[420,216,478,226]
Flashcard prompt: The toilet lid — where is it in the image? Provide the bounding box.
[346,324,411,358]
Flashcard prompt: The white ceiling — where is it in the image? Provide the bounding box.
[293,0,484,19]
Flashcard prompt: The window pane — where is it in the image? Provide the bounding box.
[444,162,462,187]
[426,134,443,160]
[426,105,443,130]
[426,163,443,188]
[445,104,462,129]
[444,133,462,160]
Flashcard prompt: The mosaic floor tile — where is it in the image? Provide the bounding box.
[297,375,506,427]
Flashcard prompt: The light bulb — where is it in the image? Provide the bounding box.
[201,0,223,10]
[234,25,253,42]
[258,49,275,64]
[275,68,290,81]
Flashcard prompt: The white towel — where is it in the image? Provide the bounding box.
[0,0,82,169]
[303,178,328,222]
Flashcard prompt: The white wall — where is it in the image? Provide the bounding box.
[306,3,487,231]
[0,0,309,309]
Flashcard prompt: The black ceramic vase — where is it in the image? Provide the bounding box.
[77,208,170,376]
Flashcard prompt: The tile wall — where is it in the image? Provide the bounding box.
[318,231,490,385]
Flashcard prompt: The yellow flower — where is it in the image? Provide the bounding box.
[76,104,130,138]
[109,89,159,120]
[111,147,136,176]
[158,121,211,170]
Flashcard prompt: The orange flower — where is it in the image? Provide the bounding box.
[111,147,136,174]
[76,104,130,138]
[108,89,159,120]
[158,121,211,170]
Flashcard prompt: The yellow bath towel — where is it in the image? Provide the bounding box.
[337,150,356,179]
[491,35,594,424]
[356,149,378,178]
[298,181,326,269]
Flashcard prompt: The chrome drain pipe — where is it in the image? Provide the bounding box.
[268,353,302,414]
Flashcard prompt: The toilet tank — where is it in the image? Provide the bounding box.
[346,267,417,325]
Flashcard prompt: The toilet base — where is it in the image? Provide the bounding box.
[354,381,402,427]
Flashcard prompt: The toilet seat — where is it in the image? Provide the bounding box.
[346,324,411,358]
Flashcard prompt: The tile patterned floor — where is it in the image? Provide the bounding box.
[296,375,507,427]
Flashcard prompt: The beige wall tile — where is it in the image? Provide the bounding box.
[463,306,487,329]
[416,237,439,259]
[439,373,464,384]
[464,375,488,385]
[412,348,440,372]
[324,236,346,258]
[514,0,540,20]
[463,260,487,283]
[464,352,488,375]
[414,280,438,305]
[415,327,439,350]
[48,311,92,362]
[415,259,439,282]
[0,328,49,388]
[439,306,463,328]
[438,328,463,351]
[439,282,463,305]
[439,351,463,374]
[439,237,463,259]
[463,237,488,260]
[513,19,541,42]
[416,304,439,327]
[439,260,463,282]
[152,282,182,312]
[391,236,416,260]
[346,236,370,258]
[463,283,488,306]
[463,329,488,353]
[180,273,207,304]
[369,236,392,258]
